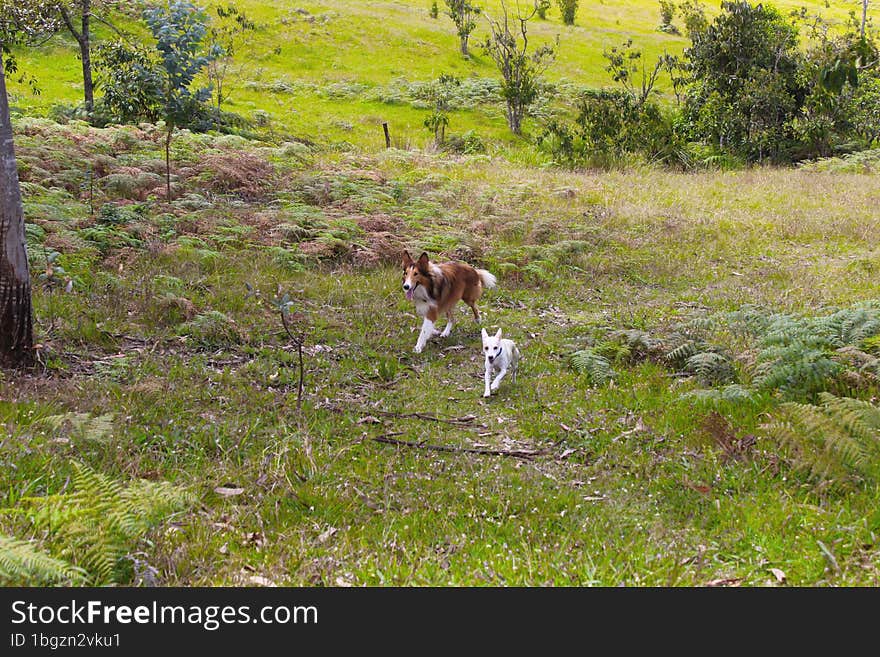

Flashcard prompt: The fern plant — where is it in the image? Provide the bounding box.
[0,534,86,585]
[609,329,665,362]
[763,392,880,487]
[753,342,842,399]
[570,348,615,385]
[2,461,193,585]
[727,301,880,400]
[664,339,698,365]
[684,351,735,386]
[39,412,115,443]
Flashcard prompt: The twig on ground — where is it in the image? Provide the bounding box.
[324,403,479,426]
[369,434,544,460]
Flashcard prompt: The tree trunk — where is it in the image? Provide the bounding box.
[60,0,94,114]
[0,52,34,368]
[460,34,469,56]
[80,0,94,114]
[164,127,172,202]
[507,102,522,135]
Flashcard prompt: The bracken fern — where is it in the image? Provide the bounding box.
[0,534,86,585]
[728,301,880,400]
[5,461,193,585]
[570,349,616,385]
[763,393,880,487]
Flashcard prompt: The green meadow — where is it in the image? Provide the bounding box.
[2,1,880,587]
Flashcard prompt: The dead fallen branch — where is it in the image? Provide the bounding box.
[369,434,544,460]
[324,403,479,426]
[372,410,479,425]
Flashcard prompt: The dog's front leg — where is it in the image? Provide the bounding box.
[414,318,436,353]
[483,364,493,397]
[440,313,454,338]
[490,365,508,391]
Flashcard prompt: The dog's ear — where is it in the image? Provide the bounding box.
[417,252,430,271]
[495,328,503,340]
[402,250,413,267]
[481,328,488,342]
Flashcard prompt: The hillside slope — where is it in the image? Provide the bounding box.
[9,0,865,149]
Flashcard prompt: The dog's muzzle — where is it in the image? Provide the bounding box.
[403,282,416,300]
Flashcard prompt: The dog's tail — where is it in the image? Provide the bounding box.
[476,268,497,290]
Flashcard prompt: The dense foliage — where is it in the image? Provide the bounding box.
[540,0,880,167]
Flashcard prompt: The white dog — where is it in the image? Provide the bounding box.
[481,328,521,397]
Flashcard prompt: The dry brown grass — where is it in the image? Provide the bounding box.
[187,151,277,200]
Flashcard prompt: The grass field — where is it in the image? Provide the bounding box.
[3,116,880,585]
[2,1,880,587]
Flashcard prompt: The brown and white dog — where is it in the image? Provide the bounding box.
[401,251,497,353]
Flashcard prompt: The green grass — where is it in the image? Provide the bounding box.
[3,116,880,586]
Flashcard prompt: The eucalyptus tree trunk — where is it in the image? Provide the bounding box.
[0,52,34,368]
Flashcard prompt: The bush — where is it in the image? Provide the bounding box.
[556,0,578,25]
[190,152,276,200]
[93,40,164,125]
[443,130,486,154]
[536,0,551,19]
[537,90,689,168]
[97,203,146,225]
[658,0,678,33]
[676,0,880,163]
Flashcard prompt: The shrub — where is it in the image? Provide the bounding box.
[680,1,810,163]
[538,90,688,168]
[536,0,551,20]
[658,0,678,33]
[556,0,578,25]
[444,130,486,154]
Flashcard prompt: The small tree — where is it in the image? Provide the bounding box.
[682,1,803,162]
[94,39,164,124]
[678,0,708,38]
[556,0,577,25]
[658,0,678,34]
[535,0,551,20]
[55,1,130,118]
[604,38,665,108]
[205,3,256,115]
[483,0,556,135]
[422,74,460,146]
[0,2,58,368]
[430,1,439,19]
[143,0,215,202]
[444,0,481,56]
